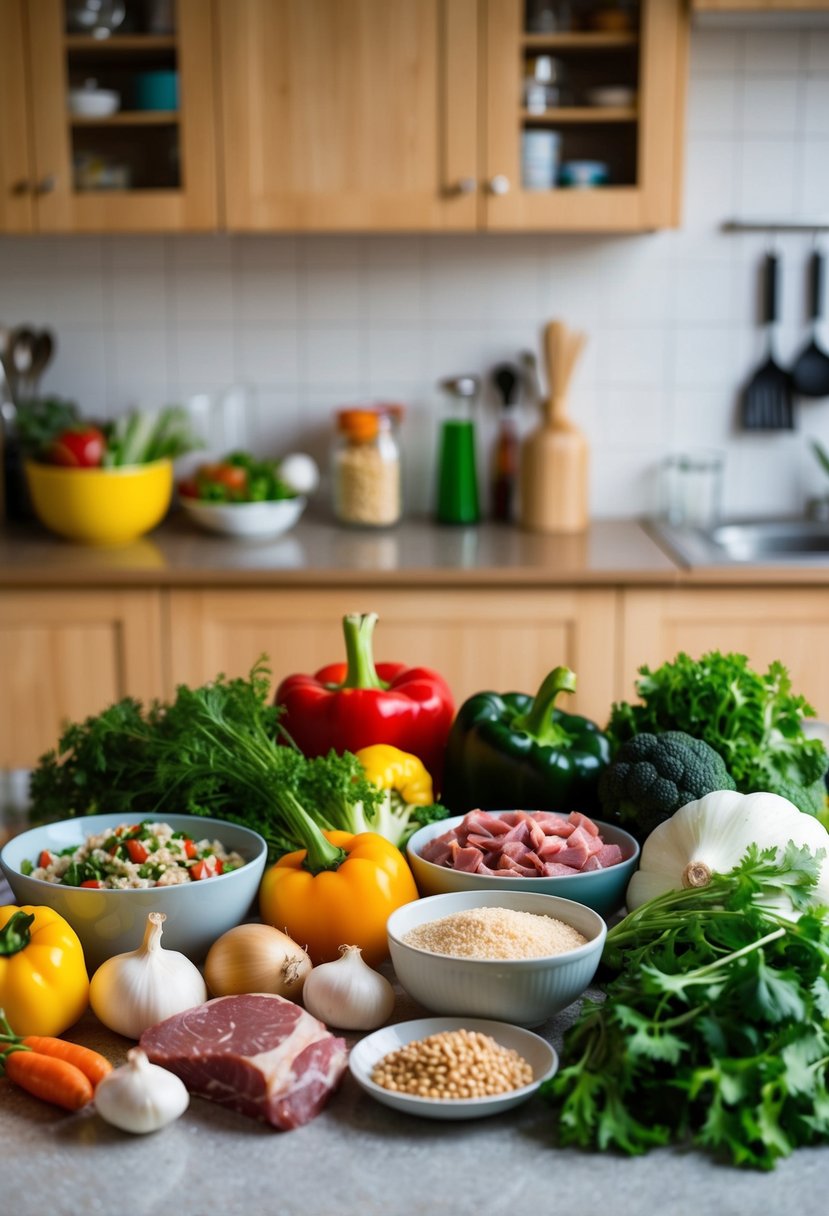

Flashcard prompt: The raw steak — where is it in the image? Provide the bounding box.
[139,993,348,1130]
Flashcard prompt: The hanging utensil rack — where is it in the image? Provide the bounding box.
[723,220,829,233]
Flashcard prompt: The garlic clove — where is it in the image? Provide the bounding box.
[302,944,395,1031]
[95,1047,189,1134]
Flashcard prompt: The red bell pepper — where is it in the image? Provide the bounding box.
[274,612,454,790]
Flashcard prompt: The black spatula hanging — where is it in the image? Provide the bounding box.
[740,251,794,430]
[791,249,829,398]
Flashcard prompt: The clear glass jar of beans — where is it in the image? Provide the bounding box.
[331,405,403,528]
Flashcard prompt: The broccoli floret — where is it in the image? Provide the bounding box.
[598,730,736,842]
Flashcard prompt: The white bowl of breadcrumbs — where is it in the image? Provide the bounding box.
[387,890,606,1027]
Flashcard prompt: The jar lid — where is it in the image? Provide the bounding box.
[336,404,404,439]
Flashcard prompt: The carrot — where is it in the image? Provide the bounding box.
[4,1048,94,1111]
[21,1036,112,1088]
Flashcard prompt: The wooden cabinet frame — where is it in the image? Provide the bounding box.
[483,0,689,231]
[166,586,618,723]
[10,0,218,233]
[0,589,164,767]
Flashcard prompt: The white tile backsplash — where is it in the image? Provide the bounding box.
[4,26,829,521]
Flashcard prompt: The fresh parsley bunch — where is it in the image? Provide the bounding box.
[542,843,829,1170]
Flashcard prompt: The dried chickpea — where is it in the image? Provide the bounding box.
[371,1029,534,1101]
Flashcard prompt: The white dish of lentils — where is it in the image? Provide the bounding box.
[25,820,246,889]
[348,1017,557,1121]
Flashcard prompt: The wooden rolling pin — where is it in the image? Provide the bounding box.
[519,320,589,534]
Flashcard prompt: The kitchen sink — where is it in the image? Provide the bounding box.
[648,517,829,567]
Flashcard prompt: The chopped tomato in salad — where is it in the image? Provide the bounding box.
[23,821,245,890]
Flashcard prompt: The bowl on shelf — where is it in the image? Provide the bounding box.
[0,813,268,973]
[386,889,607,1027]
[406,813,639,919]
[68,80,121,118]
[349,1016,558,1121]
[179,495,307,539]
[584,86,636,108]
[25,459,174,545]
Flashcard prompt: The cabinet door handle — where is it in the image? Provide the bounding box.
[488,175,510,196]
[35,175,56,195]
[444,177,478,198]
[11,179,31,196]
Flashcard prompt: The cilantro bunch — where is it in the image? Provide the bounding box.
[542,844,829,1170]
[608,651,829,818]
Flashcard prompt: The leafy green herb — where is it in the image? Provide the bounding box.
[608,651,829,818]
[28,659,386,861]
[542,844,829,1170]
[15,396,81,459]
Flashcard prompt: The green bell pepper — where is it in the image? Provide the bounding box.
[442,667,611,815]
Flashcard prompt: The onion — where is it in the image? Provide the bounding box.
[204,923,312,999]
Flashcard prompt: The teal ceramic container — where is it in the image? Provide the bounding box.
[133,69,179,111]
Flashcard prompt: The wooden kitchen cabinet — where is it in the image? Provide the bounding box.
[0,589,164,768]
[0,0,34,233]
[216,0,479,232]
[167,587,617,723]
[620,587,829,718]
[483,0,689,231]
[218,0,690,234]
[2,0,218,233]
[691,2,829,12]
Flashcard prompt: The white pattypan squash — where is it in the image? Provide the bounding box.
[626,789,829,913]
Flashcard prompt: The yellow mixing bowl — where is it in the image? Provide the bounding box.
[25,459,173,545]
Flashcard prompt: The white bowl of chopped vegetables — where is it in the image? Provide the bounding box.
[387,890,606,1028]
[179,495,307,539]
[0,813,267,973]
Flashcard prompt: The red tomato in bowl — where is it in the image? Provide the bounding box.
[48,426,106,468]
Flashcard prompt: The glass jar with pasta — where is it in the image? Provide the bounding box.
[331,406,403,528]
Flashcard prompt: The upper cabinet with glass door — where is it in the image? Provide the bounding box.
[10,0,217,232]
[483,0,689,231]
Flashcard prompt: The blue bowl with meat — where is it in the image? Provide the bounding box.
[406,810,639,919]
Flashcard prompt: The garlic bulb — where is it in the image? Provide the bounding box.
[302,944,395,1031]
[95,1048,189,1134]
[626,789,829,913]
[90,912,207,1039]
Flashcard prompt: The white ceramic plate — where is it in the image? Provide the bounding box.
[349,1017,557,1121]
[180,495,306,538]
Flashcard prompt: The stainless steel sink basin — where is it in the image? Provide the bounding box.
[648,517,829,567]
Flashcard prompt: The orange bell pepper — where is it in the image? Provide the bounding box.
[259,828,418,967]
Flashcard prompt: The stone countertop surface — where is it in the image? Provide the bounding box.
[2,978,828,1216]
[2,510,829,588]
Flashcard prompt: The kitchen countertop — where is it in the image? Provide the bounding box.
[3,510,829,588]
[3,969,828,1216]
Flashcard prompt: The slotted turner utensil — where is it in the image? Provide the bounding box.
[740,252,794,430]
[791,249,829,399]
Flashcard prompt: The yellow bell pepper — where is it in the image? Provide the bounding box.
[259,829,418,967]
[355,744,434,805]
[0,905,89,1037]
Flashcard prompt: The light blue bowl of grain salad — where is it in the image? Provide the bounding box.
[0,813,267,973]
[386,889,606,1029]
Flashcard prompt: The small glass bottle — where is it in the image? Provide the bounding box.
[332,406,403,527]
